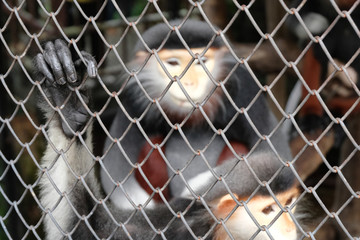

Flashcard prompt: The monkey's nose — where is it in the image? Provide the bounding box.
[183,81,194,87]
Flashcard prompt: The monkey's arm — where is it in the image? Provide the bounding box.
[35,40,106,239]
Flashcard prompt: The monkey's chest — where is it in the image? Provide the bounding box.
[135,131,248,202]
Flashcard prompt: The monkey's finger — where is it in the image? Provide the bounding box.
[35,53,55,83]
[43,41,66,85]
[81,51,97,78]
[54,39,77,83]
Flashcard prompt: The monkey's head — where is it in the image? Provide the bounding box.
[127,20,229,126]
[216,153,299,240]
[183,152,299,240]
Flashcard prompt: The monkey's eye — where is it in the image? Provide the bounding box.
[195,56,208,65]
[262,204,275,215]
[165,58,180,66]
[285,196,296,206]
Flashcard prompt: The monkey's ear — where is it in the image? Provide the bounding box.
[213,194,239,219]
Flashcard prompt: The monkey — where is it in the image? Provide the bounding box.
[177,151,299,240]
[98,19,293,210]
[34,20,297,239]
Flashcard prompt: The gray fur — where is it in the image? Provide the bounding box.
[184,151,295,201]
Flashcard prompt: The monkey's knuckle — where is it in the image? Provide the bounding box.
[55,39,66,46]
[44,41,54,49]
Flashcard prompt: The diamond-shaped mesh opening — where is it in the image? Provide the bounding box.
[1,0,360,239]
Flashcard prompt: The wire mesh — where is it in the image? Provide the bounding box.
[0,0,360,239]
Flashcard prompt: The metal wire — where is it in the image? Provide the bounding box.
[0,0,360,239]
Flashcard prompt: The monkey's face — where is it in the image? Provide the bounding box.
[245,190,298,240]
[133,47,225,124]
[157,48,216,110]
[214,188,299,240]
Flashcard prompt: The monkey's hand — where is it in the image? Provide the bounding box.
[35,39,97,138]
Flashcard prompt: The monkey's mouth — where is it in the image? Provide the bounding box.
[170,95,201,109]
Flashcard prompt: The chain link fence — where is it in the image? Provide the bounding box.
[1,0,360,239]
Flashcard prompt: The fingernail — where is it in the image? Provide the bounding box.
[69,73,77,83]
[88,65,97,78]
[58,77,66,85]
